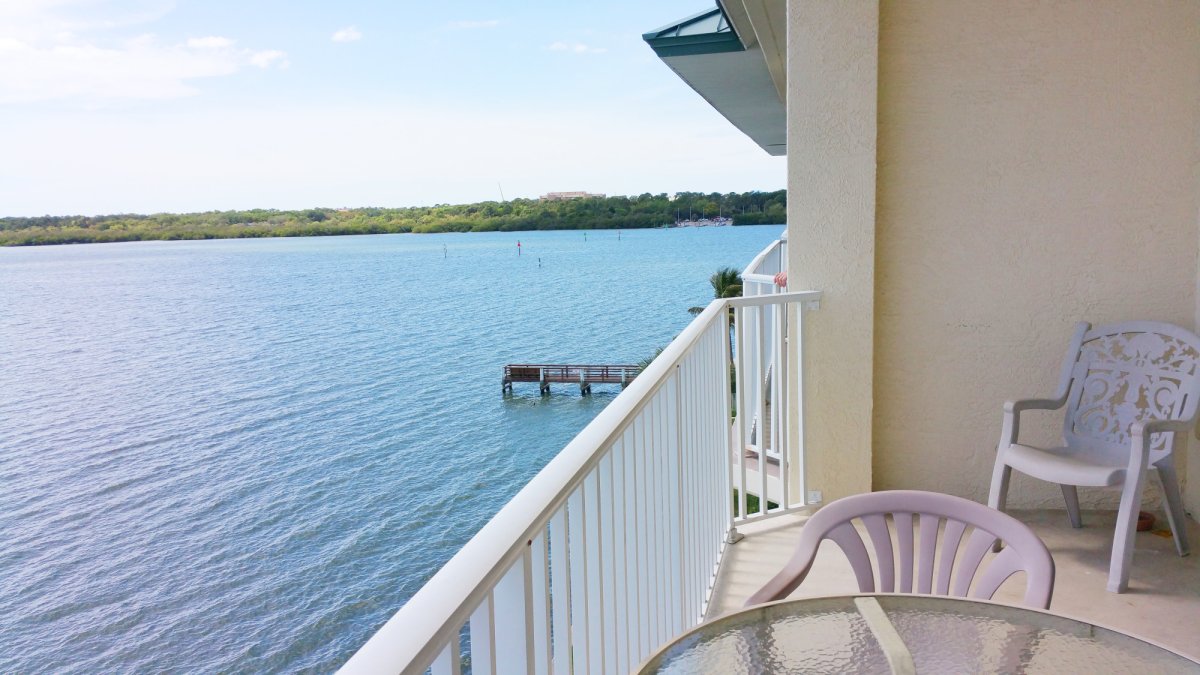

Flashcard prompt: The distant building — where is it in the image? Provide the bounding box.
[539,191,606,201]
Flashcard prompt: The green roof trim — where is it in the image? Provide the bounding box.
[642,7,745,58]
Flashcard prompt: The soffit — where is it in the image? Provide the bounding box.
[728,0,786,103]
[643,5,786,156]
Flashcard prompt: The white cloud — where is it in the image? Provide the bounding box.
[447,19,499,30]
[331,26,361,43]
[186,36,233,49]
[249,49,288,69]
[0,0,175,43]
[548,41,606,55]
[0,4,288,103]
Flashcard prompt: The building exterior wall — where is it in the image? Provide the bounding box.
[786,0,879,503]
[1192,130,1200,515]
[873,0,1200,511]
[539,192,605,201]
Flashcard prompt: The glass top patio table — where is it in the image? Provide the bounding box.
[637,594,1200,674]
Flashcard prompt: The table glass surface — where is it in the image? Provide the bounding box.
[639,595,1200,674]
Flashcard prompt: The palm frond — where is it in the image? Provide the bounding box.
[709,266,743,299]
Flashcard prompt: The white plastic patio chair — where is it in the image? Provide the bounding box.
[988,321,1200,593]
[745,490,1055,609]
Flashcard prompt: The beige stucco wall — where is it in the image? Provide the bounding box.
[873,0,1200,512]
[786,1,879,503]
[1192,133,1200,514]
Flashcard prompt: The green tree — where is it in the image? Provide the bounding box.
[688,266,743,315]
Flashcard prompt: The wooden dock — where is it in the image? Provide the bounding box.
[503,364,642,395]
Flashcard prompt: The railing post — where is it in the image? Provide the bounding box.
[674,364,688,631]
[778,300,790,509]
[726,301,744,543]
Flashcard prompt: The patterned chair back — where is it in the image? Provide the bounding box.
[1063,322,1200,460]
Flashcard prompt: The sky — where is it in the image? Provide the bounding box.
[0,0,786,217]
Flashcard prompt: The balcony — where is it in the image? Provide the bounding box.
[343,234,1200,673]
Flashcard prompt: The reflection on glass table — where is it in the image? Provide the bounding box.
[637,595,1200,674]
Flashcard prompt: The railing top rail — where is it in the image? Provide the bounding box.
[729,290,820,308]
[743,272,780,284]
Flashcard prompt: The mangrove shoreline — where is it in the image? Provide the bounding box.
[1,190,785,247]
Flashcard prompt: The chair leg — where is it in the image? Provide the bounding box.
[988,461,1012,552]
[1156,460,1190,557]
[1061,485,1082,529]
[1108,469,1149,593]
[988,461,1011,513]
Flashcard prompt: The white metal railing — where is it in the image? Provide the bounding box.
[343,268,816,675]
[741,230,787,297]
[737,233,788,483]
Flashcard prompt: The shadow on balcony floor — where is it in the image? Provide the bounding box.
[708,508,1200,660]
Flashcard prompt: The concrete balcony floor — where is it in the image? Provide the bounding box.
[708,508,1200,661]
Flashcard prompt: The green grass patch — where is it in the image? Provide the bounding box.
[733,489,779,517]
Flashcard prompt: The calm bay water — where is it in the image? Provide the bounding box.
[0,226,780,673]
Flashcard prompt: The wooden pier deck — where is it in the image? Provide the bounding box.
[503,364,642,395]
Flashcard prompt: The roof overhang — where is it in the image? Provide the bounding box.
[643,3,786,156]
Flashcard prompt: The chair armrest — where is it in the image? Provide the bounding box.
[1132,418,1194,437]
[1004,398,1066,414]
[999,398,1067,448]
[1125,418,1197,469]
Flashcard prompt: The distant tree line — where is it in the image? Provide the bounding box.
[0,190,786,246]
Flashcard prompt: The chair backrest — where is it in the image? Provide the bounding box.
[1061,322,1200,457]
[745,490,1055,609]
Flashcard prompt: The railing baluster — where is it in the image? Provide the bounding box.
[700,326,705,571]
[675,361,690,627]
[685,358,698,627]
[646,395,661,649]
[470,593,496,675]
[611,438,628,674]
[621,425,640,666]
[675,364,688,627]
[667,379,676,634]
[699,328,712,587]
[523,547,536,672]
[598,454,616,673]
[668,371,684,639]
[430,632,460,675]
[691,355,700,624]
[655,389,670,644]
[493,557,530,672]
[709,325,724,605]
[757,303,768,516]
[777,301,790,509]
[530,530,550,675]
[583,471,604,675]
[567,488,589,675]
[705,324,715,542]
[710,325,723,608]
[735,305,748,522]
[723,302,737,540]
[796,301,807,505]
[635,414,651,657]
[549,509,571,675]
